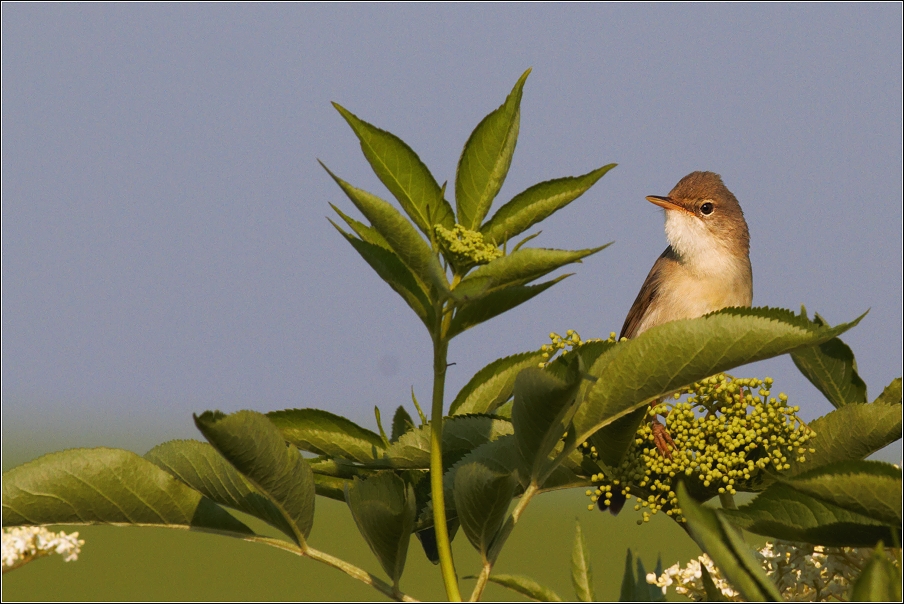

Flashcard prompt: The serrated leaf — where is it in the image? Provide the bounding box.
[571,520,594,602]
[345,472,416,585]
[145,439,290,536]
[322,162,449,296]
[194,410,315,545]
[415,437,519,532]
[785,403,902,477]
[791,335,867,407]
[449,350,547,416]
[415,519,460,565]
[391,406,415,442]
[678,482,782,601]
[333,103,455,234]
[267,408,386,464]
[454,246,608,302]
[2,448,253,537]
[874,377,902,405]
[369,415,514,469]
[851,545,903,601]
[455,69,530,230]
[569,307,865,464]
[485,574,563,602]
[448,276,570,338]
[721,482,898,547]
[481,164,616,244]
[779,460,902,525]
[329,223,435,328]
[512,360,582,482]
[453,456,518,556]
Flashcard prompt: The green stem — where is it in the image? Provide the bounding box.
[468,482,540,601]
[248,537,417,602]
[430,305,461,601]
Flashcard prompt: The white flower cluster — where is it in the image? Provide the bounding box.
[2,527,85,573]
[645,553,738,600]
[646,540,888,601]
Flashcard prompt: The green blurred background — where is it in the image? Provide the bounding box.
[3,486,702,601]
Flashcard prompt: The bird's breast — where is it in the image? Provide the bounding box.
[634,264,752,336]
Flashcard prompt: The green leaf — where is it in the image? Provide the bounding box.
[312,473,351,502]
[306,458,378,501]
[618,549,665,602]
[512,359,582,482]
[779,460,902,526]
[448,276,570,338]
[267,408,386,464]
[449,350,547,416]
[791,334,867,407]
[369,415,514,470]
[485,573,563,602]
[391,406,415,442]
[329,222,435,328]
[544,339,617,382]
[333,103,455,234]
[851,545,903,602]
[2,448,253,537]
[569,307,865,463]
[571,520,595,602]
[345,472,416,585]
[618,549,636,602]
[455,69,530,230]
[587,407,648,468]
[330,202,391,250]
[721,483,897,547]
[452,455,518,557]
[785,403,902,477]
[145,440,290,536]
[194,410,315,545]
[415,436,519,532]
[874,377,902,405]
[700,564,731,601]
[455,245,608,302]
[481,164,616,244]
[678,482,782,601]
[321,162,449,296]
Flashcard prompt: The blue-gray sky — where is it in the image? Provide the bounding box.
[3,4,902,459]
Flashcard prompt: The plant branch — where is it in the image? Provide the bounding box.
[429,301,462,601]
[468,481,540,601]
[249,537,417,602]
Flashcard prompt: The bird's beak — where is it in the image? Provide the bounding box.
[646,195,695,215]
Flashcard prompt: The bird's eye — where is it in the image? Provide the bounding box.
[700,202,714,215]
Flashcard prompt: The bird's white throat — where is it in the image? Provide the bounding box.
[663,207,747,279]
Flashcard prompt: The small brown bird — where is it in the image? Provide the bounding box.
[621,171,753,456]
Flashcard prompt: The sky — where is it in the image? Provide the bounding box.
[2,4,902,462]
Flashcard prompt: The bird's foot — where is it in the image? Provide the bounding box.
[651,416,676,459]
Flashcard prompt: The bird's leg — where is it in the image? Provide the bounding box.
[649,401,676,459]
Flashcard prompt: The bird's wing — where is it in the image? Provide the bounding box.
[619,247,676,340]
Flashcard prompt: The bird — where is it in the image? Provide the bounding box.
[620,171,753,457]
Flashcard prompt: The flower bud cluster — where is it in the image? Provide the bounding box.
[434,224,502,273]
[539,330,612,368]
[581,374,814,523]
